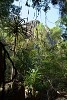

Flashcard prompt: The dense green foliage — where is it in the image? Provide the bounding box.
[0,1,67,99]
[1,22,67,92]
[24,25,67,92]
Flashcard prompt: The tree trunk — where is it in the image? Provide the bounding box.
[32,85,36,97]
[0,42,6,100]
[0,43,4,85]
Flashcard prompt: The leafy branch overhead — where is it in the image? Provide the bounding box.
[26,0,67,15]
[26,0,67,34]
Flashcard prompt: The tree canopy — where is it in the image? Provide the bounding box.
[0,0,67,100]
